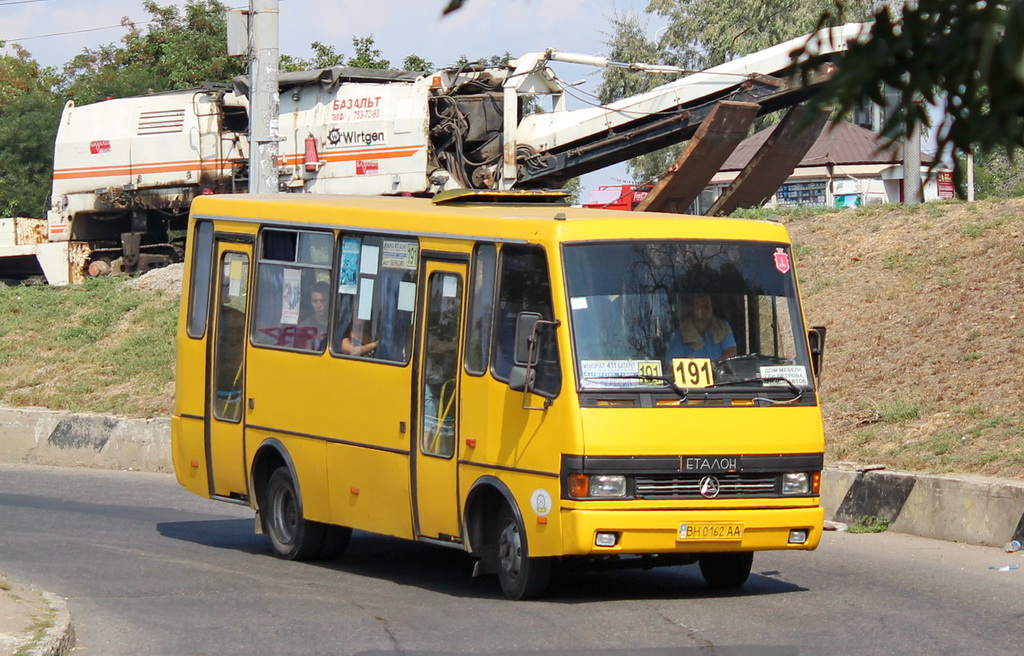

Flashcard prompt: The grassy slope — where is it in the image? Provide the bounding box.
[780,198,1024,477]
[0,275,178,417]
[0,199,1021,477]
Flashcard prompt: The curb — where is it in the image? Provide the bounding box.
[821,465,1024,547]
[0,405,171,473]
[27,592,75,656]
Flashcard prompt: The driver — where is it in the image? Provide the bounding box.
[664,293,737,364]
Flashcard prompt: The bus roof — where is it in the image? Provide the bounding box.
[189,193,792,244]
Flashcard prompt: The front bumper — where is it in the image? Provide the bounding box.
[561,505,824,555]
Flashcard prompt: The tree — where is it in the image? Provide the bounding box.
[281,37,432,73]
[346,36,390,69]
[648,0,872,71]
[280,41,344,72]
[402,54,435,73]
[0,43,62,218]
[0,43,58,104]
[796,0,1024,172]
[61,0,245,104]
[0,90,64,217]
[971,150,1024,199]
[597,11,681,183]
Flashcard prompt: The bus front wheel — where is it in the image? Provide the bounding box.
[265,467,331,561]
[698,551,753,589]
[495,505,551,600]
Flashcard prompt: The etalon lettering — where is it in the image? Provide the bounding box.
[685,456,738,471]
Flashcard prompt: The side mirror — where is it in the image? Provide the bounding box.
[807,325,826,380]
[513,311,542,366]
[509,365,536,393]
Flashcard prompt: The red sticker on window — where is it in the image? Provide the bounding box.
[774,248,790,274]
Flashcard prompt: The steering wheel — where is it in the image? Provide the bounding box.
[715,353,788,377]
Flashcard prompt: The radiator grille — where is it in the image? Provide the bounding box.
[635,473,779,499]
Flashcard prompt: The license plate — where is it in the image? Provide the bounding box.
[678,523,744,541]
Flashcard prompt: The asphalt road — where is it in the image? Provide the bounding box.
[1,463,1022,656]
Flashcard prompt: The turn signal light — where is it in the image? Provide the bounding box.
[568,474,589,498]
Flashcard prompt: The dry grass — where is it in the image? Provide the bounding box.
[0,275,178,417]
[782,198,1024,477]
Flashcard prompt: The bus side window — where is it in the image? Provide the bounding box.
[465,243,496,376]
[186,220,214,339]
[490,245,561,398]
[251,229,333,353]
[330,233,419,364]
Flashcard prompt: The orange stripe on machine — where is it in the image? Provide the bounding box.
[278,145,423,166]
[52,159,243,180]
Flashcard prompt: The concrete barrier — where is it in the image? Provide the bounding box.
[822,465,1024,547]
[2,404,1022,548]
[0,406,171,472]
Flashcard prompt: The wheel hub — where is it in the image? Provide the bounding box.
[498,521,522,577]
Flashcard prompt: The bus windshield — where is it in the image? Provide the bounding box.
[563,240,814,393]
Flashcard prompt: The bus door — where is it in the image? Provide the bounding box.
[206,236,252,499]
[413,260,467,540]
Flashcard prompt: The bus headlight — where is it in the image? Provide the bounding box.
[782,472,810,495]
[589,475,627,497]
[568,474,627,498]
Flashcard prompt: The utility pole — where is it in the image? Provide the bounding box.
[248,0,280,194]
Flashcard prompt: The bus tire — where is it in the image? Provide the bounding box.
[495,505,550,600]
[698,551,753,589]
[265,466,325,561]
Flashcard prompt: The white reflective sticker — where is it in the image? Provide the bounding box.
[531,489,552,517]
[760,365,809,387]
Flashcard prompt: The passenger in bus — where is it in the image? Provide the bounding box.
[297,281,331,350]
[340,318,379,357]
[664,293,737,364]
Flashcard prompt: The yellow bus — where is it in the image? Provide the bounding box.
[172,191,827,600]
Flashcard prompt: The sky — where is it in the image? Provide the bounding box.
[2,0,657,192]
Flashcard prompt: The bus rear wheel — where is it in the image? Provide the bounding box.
[264,467,347,561]
[698,551,753,589]
[495,505,550,600]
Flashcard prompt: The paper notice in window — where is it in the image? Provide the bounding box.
[281,268,301,325]
[228,258,242,298]
[398,281,416,312]
[357,278,374,320]
[360,245,379,275]
[442,274,458,298]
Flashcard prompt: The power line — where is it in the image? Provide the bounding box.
[2,2,250,43]
[5,22,138,42]
[0,0,60,6]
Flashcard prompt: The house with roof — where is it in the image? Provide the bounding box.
[694,120,954,213]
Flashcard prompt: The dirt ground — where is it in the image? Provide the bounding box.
[783,198,1024,477]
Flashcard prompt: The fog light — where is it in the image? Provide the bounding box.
[789,529,808,544]
[782,472,810,495]
[595,532,618,547]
